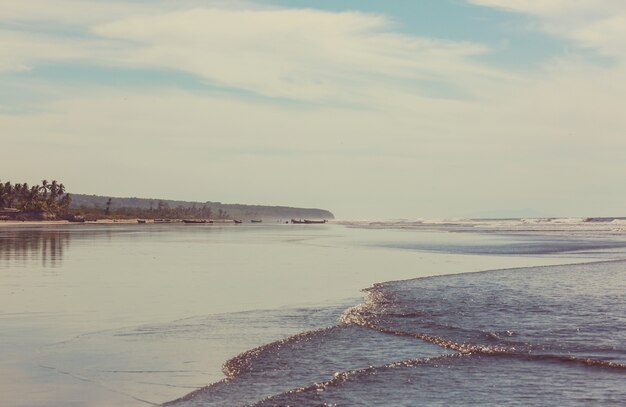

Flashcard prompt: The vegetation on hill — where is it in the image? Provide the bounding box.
[1,180,334,221]
[71,194,334,221]
[0,180,72,219]
[72,198,225,220]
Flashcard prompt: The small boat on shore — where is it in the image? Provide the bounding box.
[183,219,207,224]
[137,219,147,224]
[304,219,327,224]
[251,219,262,223]
[291,219,327,224]
[233,219,242,224]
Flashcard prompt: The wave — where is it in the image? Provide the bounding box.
[249,354,463,406]
[164,324,449,407]
[340,260,626,365]
[166,259,626,406]
[249,353,626,407]
[341,307,625,369]
[222,327,335,379]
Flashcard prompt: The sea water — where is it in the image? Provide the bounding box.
[0,221,624,406]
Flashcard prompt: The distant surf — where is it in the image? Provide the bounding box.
[340,216,626,234]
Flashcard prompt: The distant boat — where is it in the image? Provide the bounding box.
[233,219,242,224]
[251,219,262,223]
[291,219,327,224]
[183,219,207,224]
[66,214,85,223]
[137,219,147,224]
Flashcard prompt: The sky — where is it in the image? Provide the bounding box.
[1,0,625,219]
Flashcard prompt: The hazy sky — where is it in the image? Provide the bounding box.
[2,0,625,219]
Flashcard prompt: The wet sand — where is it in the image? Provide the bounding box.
[0,224,582,406]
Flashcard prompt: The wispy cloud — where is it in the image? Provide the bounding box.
[469,0,626,58]
[2,2,505,105]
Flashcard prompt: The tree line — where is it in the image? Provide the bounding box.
[0,179,232,221]
[75,199,230,220]
[0,180,71,216]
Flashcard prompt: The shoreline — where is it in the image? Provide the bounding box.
[0,224,599,406]
[0,219,248,226]
[0,219,138,226]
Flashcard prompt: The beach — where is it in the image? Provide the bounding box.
[0,219,142,226]
[5,0,626,404]
[1,221,624,406]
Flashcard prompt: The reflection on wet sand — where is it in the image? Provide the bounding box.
[0,228,71,268]
[0,224,585,407]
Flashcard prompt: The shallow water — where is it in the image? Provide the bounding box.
[0,223,622,406]
[343,261,626,363]
[168,261,626,407]
[251,355,625,406]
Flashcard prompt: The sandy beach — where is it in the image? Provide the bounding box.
[0,218,257,226]
[0,219,132,226]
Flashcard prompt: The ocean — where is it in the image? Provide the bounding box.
[0,220,624,406]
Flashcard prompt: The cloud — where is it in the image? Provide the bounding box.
[0,0,170,24]
[1,2,503,105]
[469,0,626,58]
[91,7,497,104]
[0,28,121,73]
[2,1,626,217]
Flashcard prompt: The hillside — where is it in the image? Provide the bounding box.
[70,194,334,220]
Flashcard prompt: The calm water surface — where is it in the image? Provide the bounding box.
[0,223,623,406]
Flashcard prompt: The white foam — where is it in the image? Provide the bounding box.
[342,217,626,234]
[550,217,589,224]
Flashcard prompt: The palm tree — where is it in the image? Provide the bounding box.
[48,180,59,200]
[45,180,64,212]
[105,198,112,216]
[24,186,43,212]
[0,180,72,217]
[23,183,32,208]
[3,182,15,208]
[0,181,7,208]
[60,193,72,214]
[40,180,49,198]
[13,183,26,209]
